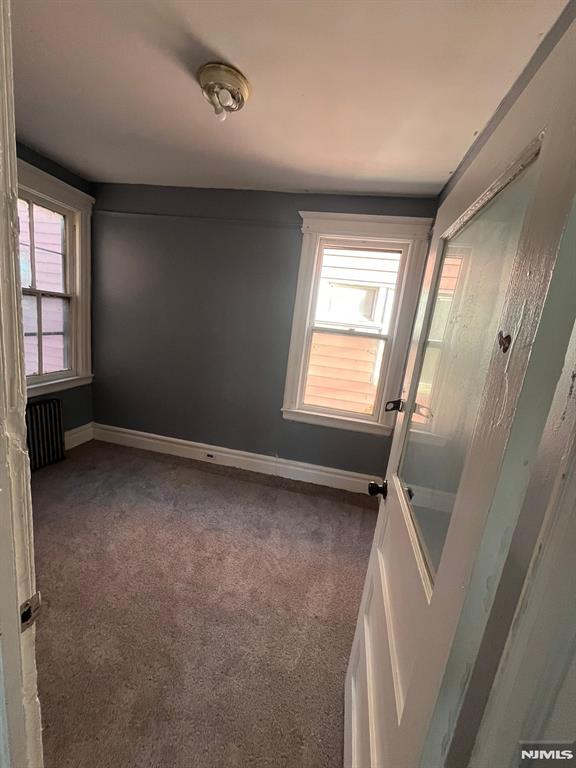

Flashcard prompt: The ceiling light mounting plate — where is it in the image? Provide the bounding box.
[197,62,251,122]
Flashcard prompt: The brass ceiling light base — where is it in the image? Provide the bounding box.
[197,63,251,122]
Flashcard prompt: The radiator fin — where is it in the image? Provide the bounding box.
[25,399,65,471]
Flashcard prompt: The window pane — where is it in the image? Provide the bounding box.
[316,282,378,325]
[315,246,402,334]
[41,297,70,373]
[22,295,38,376]
[33,204,65,292]
[17,199,32,288]
[303,331,384,415]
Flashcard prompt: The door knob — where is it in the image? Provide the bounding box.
[368,480,388,499]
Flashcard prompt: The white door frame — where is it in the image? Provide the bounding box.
[469,299,576,767]
[445,198,576,766]
[0,0,43,765]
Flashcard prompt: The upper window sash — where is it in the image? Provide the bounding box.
[18,193,71,298]
[282,212,432,435]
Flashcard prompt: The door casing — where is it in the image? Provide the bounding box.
[0,0,43,765]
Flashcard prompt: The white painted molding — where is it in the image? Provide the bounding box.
[64,422,94,450]
[282,407,392,435]
[81,423,379,494]
[298,211,433,238]
[17,159,94,209]
[28,374,93,397]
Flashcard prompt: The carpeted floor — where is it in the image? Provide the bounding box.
[31,441,377,768]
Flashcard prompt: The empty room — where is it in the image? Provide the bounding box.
[1,1,576,767]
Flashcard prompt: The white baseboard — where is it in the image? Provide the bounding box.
[64,422,94,450]
[85,422,378,494]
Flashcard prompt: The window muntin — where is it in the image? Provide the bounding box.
[300,239,404,420]
[17,197,71,378]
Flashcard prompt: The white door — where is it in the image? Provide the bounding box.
[345,81,576,766]
[0,0,43,766]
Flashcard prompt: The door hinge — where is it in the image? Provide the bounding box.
[385,398,404,413]
[20,591,41,632]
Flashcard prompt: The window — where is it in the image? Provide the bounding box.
[17,161,94,395]
[283,212,432,434]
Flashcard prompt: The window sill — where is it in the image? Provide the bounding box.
[282,407,392,436]
[27,374,93,397]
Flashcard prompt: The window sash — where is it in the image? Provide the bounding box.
[300,327,391,419]
[18,193,74,378]
[310,325,388,341]
[19,194,69,289]
[23,294,72,378]
[296,236,408,422]
[282,212,433,434]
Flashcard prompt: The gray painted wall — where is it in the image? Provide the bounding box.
[92,185,437,475]
[28,385,93,432]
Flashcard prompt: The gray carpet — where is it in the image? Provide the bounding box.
[31,441,376,768]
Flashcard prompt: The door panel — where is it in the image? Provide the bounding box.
[363,572,394,766]
[345,126,576,767]
[399,159,539,576]
[349,636,371,768]
[345,23,576,763]
[378,495,430,719]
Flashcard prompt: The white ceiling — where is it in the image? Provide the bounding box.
[12,0,567,195]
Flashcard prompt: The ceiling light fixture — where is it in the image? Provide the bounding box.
[197,63,251,122]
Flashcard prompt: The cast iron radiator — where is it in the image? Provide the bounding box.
[25,398,65,471]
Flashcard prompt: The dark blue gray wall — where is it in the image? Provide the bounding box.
[17,142,437,472]
[28,385,93,431]
[92,185,437,474]
[17,143,95,430]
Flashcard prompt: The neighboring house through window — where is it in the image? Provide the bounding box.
[283,212,432,434]
[17,160,94,395]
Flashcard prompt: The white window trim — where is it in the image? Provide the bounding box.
[282,212,432,435]
[17,159,94,396]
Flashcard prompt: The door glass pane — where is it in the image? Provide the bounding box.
[22,295,38,376]
[41,297,70,373]
[398,160,538,575]
[33,204,65,292]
